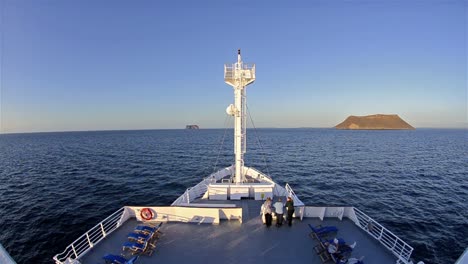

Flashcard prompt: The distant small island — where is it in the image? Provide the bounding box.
[186,125,200,129]
[335,114,414,130]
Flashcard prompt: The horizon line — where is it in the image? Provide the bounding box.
[1,126,467,135]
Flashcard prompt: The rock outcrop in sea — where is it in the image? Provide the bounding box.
[335,114,414,130]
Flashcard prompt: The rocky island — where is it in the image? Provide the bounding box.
[186,125,200,129]
[335,114,414,130]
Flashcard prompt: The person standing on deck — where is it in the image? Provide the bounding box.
[273,198,284,227]
[285,196,295,226]
[262,197,273,227]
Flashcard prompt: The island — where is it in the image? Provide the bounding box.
[186,125,200,129]
[335,114,414,130]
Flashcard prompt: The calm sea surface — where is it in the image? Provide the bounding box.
[0,128,466,264]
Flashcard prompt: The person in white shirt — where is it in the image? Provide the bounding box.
[273,198,284,226]
[261,197,273,227]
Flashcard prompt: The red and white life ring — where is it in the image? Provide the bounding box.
[140,208,153,220]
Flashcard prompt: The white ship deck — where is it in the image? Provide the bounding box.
[80,200,396,264]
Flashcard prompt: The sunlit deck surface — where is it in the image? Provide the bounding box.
[81,200,396,264]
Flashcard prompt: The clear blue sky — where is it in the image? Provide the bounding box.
[1,0,466,132]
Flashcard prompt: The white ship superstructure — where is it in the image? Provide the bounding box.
[50,51,434,264]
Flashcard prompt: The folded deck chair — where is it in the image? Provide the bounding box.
[103,254,138,264]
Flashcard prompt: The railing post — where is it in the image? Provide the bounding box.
[379,226,384,239]
[100,223,106,237]
[392,236,398,250]
[86,233,93,248]
[71,244,78,259]
[399,243,405,259]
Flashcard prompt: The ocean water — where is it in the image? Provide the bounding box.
[0,128,466,264]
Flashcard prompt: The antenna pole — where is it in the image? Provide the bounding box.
[234,50,244,184]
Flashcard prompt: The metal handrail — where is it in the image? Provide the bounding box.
[455,248,468,264]
[353,207,413,263]
[224,64,256,79]
[285,183,305,220]
[0,244,16,264]
[172,179,210,205]
[53,207,126,264]
[171,179,210,205]
[285,183,305,206]
[171,167,232,206]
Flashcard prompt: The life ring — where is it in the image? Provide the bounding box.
[140,208,153,221]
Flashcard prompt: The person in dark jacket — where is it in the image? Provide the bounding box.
[285,196,295,226]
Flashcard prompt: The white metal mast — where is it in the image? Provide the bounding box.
[224,49,256,184]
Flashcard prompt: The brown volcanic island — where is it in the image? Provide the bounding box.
[335,114,414,130]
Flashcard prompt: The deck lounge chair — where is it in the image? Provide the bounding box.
[314,238,355,263]
[308,224,338,238]
[123,241,144,253]
[337,242,356,256]
[322,237,346,245]
[122,241,154,256]
[134,222,162,235]
[347,256,365,264]
[128,232,152,243]
[103,254,138,264]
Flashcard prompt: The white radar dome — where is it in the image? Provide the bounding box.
[226,104,236,116]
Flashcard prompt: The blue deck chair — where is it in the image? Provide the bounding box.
[103,254,138,264]
[323,238,346,245]
[122,241,154,256]
[134,222,162,235]
[330,241,356,260]
[128,232,152,243]
[123,241,145,253]
[338,243,355,255]
[308,224,338,235]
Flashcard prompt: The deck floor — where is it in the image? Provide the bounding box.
[80,201,396,264]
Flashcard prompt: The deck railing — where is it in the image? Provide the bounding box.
[171,168,232,206]
[285,183,305,220]
[455,248,468,264]
[353,207,413,264]
[53,207,126,264]
[285,183,305,206]
[0,244,16,264]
